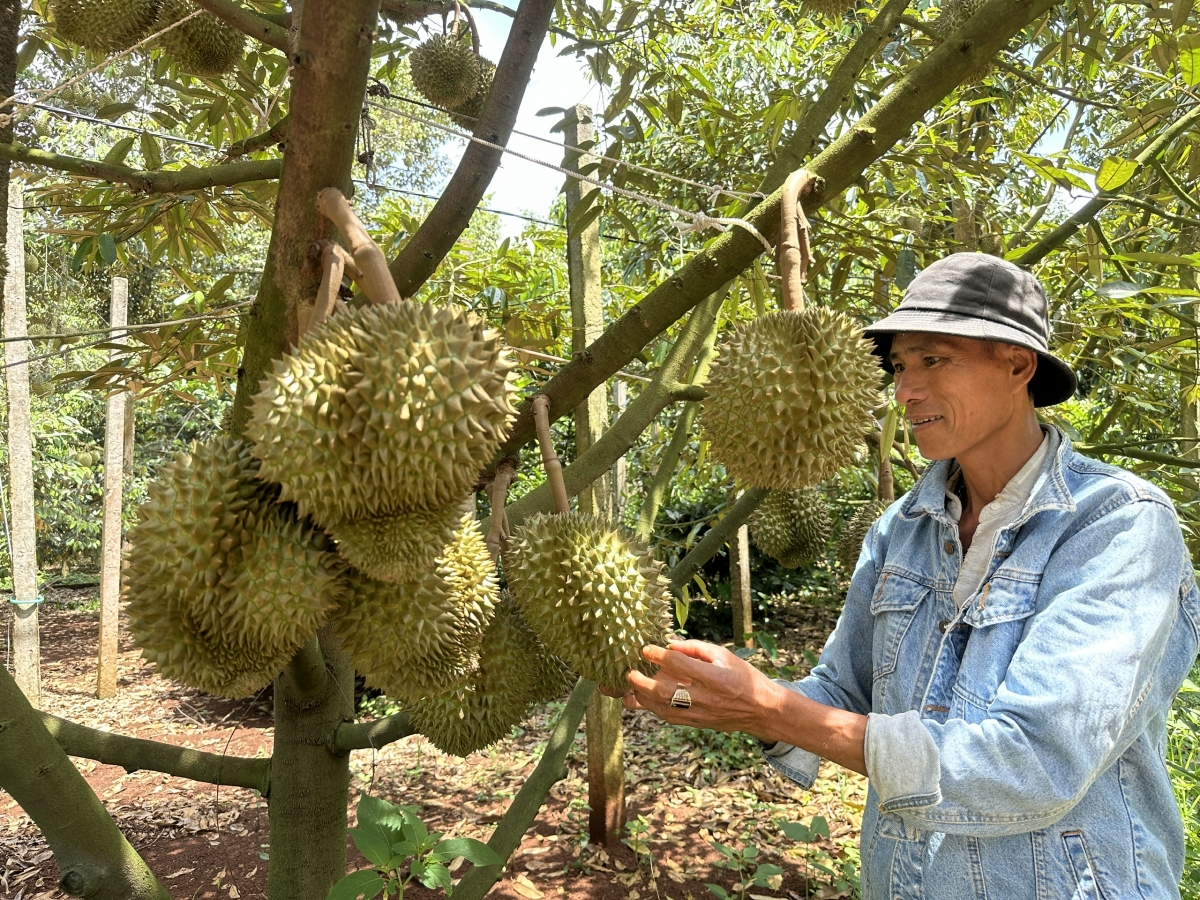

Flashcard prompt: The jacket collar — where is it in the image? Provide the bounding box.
[898,424,1077,525]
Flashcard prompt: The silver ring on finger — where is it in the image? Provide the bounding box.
[669,685,692,709]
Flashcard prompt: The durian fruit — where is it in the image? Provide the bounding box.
[51,0,160,53]
[246,300,516,523]
[800,0,855,18]
[749,488,833,569]
[333,516,498,702]
[326,497,472,583]
[383,1,434,26]
[507,512,673,694]
[836,498,890,576]
[529,650,576,704]
[410,33,481,110]
[700,308,882,490]
[155,0,246,76]
[408,596,549,756]
[447,58,495,130]
[124,437,345,698]
[933,0,993,83]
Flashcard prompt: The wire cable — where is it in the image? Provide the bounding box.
[0,299,253,345]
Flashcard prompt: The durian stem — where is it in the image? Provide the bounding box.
[533,394,571,515]
[452,678,597,900]
[334,710,415,751]
[0,667,170,900]
[315,241,348,330]
[778,168,813,312]
[39,713,272,795]
[456,1,482,55]
[316,187,402,305]
[667,488,769,597]
[484,459,517,562]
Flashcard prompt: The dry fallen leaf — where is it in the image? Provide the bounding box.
[165,868,196,879]
[512,873,544,899]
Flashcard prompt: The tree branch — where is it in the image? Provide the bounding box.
[387,0,555,297]
[334,711,415,751]
[0,667,169,900]
[667,488,769,595]
[452,678,596,900]
[0,142,281,192]
[40,713,271,796]
[485,0,1065,469]
[226,115,290,158]
[192,0,290,51]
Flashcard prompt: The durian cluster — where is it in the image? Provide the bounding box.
[409,32,495,129]
[836,498,890,576]
[749,488,832,569]
[701,308,882,490]
[50,0,245,75]
[800,0,856,18]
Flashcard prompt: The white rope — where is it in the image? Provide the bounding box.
[367,100,777,251]
[0,10,205,128]
[676,213,773,252]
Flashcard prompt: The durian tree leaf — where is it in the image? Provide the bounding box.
[96,101,139,120]
[326,868,387,900]
[1179,32,1200,85]
[140,132,163,171]
[432,838,503,866]
[103,136,137,165]
[1096,156,1139,191]
[97,233,118,265]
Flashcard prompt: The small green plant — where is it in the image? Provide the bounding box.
[622,814,656,879]
[327,794,502,900]
[704,834,784,900]
[779,816,858,897]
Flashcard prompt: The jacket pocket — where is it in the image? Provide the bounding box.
[951,574,1040,721]
[869,572,931,709]
[1061,831,1106,900]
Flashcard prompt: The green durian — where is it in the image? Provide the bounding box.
[749,488,833,569]
[383,1,433,26]
[409,33,481,110]
[701,308,882,490]
[333,516,498,702]
[507,512,673,694]
[246,300,516,524]
[447,58,495,130]
[155,0,246,76]
[836,498,890,576]
[51,0,160,53]
[327,497,472,583]
[800,0,855,17]
[124,437,344,698]
[409,597,549,756]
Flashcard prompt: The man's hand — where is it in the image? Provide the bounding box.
[615,640,788,743]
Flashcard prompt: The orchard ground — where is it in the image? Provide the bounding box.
[1,589,864,900]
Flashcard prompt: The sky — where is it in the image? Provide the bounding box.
[440,8,602,238]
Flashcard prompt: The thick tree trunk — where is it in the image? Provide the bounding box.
[97,277,128,700]
[0,667,168,899]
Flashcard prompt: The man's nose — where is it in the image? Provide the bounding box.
[893,369,924,406]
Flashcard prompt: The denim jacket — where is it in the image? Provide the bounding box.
[765,430,1200,899]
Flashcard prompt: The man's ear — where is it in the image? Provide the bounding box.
[1008,345,1038,393]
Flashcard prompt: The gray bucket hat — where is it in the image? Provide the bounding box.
[863,252,1077,407]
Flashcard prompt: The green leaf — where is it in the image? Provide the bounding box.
[103,136,136,166]
[1094,280,1144,299]
[96,101,139,120]
[357,795,406,835]
[779,820,814,842]
[327,869,387,900]
[390,841,418,857]
[674,596,689,629]
[349,826,394,869]
[1180,33,1200,85]
[97,234,118,265]
[706,884,729,900]
[71,237,94,273]
[432,838,502,866]
[140,132,163,171]
[418,861,452,892]
[809,816,831,839]
[1096,157,1139,191]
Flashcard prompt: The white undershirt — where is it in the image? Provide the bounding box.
[945,427,1057,609]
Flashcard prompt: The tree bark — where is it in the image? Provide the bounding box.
[0,667,169,899]
[192,0,290,50]
[729,502,753,649]
[97,277,127,700]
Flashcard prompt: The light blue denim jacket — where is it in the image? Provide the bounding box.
[765,429,1200,899]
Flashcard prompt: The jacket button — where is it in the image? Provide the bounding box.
[939,620,949,633]
[943,540,955,554]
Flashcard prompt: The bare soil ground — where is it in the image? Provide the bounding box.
[1,589,864,900]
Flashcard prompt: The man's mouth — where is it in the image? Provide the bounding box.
[908,415,942,430]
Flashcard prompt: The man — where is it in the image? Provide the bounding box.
[621,253,1200,899]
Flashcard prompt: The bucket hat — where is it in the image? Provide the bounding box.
[863,252,1077,407]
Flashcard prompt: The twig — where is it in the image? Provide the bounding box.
[778,169,813,312]
[316,187,401,305]
[484,459,517,562]
[533,395,570,515]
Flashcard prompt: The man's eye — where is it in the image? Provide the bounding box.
[892,363,905,373]
[923,356,939,366]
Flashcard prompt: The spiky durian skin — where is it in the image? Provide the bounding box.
[836,498,890,575]
[410,34,481,110]
[383,1,432,25]
[507,513,673,694]
[750,488,832,569]
[124,438,344,698]
[701,309,882,490]
[447,59,495,130]
[800,0,855,17]
[333,516,498,702]
[52,0,160,52]
[246,300,516,524]
[327,497,471,583]
[155,0,246,75]
[409,597,548,756]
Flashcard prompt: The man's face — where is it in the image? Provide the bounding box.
[889,333,1037,461]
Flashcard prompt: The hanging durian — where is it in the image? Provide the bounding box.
[749,488,832,569]
[408,596,549,756]
[836,498,889,576]
[700,307,882,490]
[507,512,673,693]
[447,58,495,130]
[410,32,481,110]
[326,497,472,584]
[333,516,498,702]
[51,0,160,53]
[124,437,345,698]
[800,0,855,18]
[245,299,517,524]
[155,0,246,76]
[383,1,433,26]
